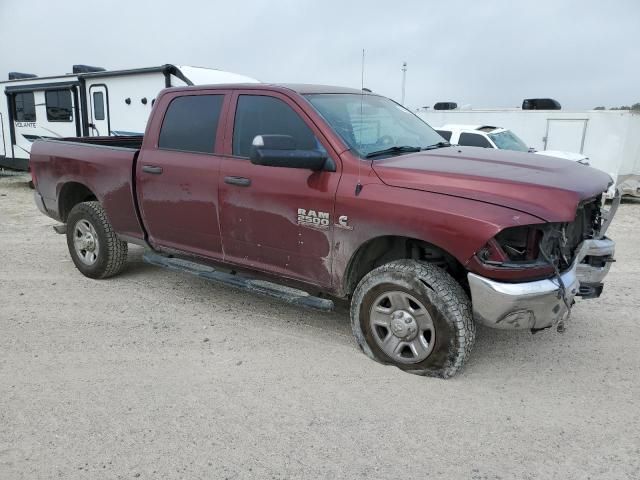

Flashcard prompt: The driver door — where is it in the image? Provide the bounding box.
[218,91,341,288]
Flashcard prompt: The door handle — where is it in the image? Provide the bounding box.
[142,165,163,175]
[224,176,251,187]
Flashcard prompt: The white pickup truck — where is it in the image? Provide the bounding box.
[435,124,590,165]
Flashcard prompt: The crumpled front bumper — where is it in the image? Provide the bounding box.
[468,237,615,330]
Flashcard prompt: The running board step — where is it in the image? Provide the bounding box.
[143,251,334,311]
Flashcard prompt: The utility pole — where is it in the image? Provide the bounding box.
[401,62,407,105]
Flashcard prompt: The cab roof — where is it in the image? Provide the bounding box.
[278,84,369,95]
[163,83,373,96]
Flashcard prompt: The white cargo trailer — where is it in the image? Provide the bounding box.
[418,108,640,198]
[0,64,258,170]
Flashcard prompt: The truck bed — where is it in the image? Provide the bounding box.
[29,138,145,241]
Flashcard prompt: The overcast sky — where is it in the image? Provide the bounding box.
[0,0,637,110]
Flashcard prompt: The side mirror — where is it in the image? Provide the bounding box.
[249,135,328,171]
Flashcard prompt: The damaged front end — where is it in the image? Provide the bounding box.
[467,190,620,331]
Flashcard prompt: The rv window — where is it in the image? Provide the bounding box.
[158,95,224,154]
[93,92,105,121]
[458,132,492,148]
[14,92,36,122]
[45,90,73,122]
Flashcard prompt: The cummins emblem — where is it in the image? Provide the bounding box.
[336,215,353,230]
[298,208,330,228]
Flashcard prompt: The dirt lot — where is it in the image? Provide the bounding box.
[1,172,639,479]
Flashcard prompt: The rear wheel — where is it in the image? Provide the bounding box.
[350,260,475,378]
[66,201,128,279]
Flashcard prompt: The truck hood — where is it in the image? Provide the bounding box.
[372,146,612,222]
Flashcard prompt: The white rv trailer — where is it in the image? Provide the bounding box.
[0,64,258,171]
[418,108,640,198]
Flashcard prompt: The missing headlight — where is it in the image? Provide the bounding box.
[495,226,542,262]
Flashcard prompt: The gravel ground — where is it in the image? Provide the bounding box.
[1,172,639,479]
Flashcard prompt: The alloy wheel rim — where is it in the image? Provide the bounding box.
[73,219,99,265]
[369,290,435,364]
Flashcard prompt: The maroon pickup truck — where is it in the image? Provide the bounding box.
[30,84,619,378]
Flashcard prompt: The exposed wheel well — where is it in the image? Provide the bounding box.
[58,182,97,222]
[344,236,467,296]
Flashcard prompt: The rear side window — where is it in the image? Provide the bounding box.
[14,92,36,121]
[158,95,224,154]
[458,132,492,148]
[45,89,73,122]
[93,91,105,120]
[232,95,319,157]
[436,129,452,141]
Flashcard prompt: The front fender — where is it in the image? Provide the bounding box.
[332,183,545,295]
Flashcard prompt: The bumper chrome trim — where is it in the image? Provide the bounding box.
[468,237,615,330]
[469,266,579,330]
[575,237,615,285]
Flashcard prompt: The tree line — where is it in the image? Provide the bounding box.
[593,103,640,111]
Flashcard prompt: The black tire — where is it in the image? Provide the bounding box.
[350,260,475,378]
[66,201,128,279]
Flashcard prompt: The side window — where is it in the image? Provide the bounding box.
[45,89,73,122]
[14,92,36,121]
[458,132,492,148]
[93,91,105,120]
[436,129,452,141]
[158,95,224,154]
[232,95,320,158]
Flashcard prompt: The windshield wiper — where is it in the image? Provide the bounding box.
[365,145,422,159]
[421,141,450,150]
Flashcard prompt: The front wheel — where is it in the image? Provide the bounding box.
[350,260,475,378]
[66,201,128,279]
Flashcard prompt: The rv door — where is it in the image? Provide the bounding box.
[89,85,109,136]
[544,119,588,153]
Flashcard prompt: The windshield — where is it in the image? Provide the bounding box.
[488,130,529,152]
[305,94,446,158]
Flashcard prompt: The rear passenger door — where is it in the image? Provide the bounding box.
[136,90,229,259]
[218,91,341,288]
